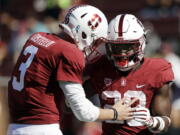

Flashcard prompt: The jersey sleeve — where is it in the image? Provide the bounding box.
[57,45,85,84]
[152,61,174,88]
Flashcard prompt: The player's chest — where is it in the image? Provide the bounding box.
[94,74,154,107]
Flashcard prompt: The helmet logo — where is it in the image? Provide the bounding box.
[88,14,102,30]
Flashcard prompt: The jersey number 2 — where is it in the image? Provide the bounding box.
[103,90,146,126]
[12,45,38,91]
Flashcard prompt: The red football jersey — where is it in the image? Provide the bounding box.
[8,32,85,124]
[85,56,174,135]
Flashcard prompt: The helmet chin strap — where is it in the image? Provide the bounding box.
[60,23,74,39]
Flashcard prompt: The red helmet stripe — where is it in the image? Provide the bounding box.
[118,14,125,37]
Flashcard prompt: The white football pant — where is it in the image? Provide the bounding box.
[7,123,63,135]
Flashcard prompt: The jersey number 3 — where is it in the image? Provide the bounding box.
[12,45,38,91]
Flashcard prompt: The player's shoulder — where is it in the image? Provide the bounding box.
[29,32,58,47]
[144,57,171,70]
[29,32,82,55]
[145,57,170,65]
[142,58,174,88]
[57,40,84,61]
[47,33,82,55]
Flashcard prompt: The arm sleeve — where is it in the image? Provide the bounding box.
[59,81,100,122]
[57,45,85,84]
[153,62,174,88]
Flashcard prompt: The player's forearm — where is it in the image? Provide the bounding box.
[59,81,118,122]
[59,81,100,122]
[149,84,172,133]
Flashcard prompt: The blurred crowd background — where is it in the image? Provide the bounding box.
[0,0,180,135]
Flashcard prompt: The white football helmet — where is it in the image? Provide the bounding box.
[106,14,146,71]
[60,5,108,62]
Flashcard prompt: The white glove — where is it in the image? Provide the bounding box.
[133,107,154,127]
[133,107,168,133]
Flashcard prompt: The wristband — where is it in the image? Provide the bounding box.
[162,116,171,127]
[111,108,118,120]
[148,116,166,133]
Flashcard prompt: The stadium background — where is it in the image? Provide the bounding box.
[0,0,180,135]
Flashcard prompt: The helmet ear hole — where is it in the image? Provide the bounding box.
[82,32,87,39]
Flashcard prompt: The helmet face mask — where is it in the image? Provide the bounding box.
[106,42,140,56]
[106,40,142,71]
[60,5,108,62]
[106,14,146,71]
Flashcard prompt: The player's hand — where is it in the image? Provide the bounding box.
[133,107,153,127]
[112,97,137,121]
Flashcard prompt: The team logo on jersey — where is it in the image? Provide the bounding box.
[120,78,126,87]
[104,78,112,87]
[88,14,102,30]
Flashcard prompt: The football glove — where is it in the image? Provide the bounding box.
[133,107,154,127]
[133,107,170,133]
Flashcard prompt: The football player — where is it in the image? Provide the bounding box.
[84,14,174,135]
[7,5,136,135]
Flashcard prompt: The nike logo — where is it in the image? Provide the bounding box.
[136,84,146,89]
